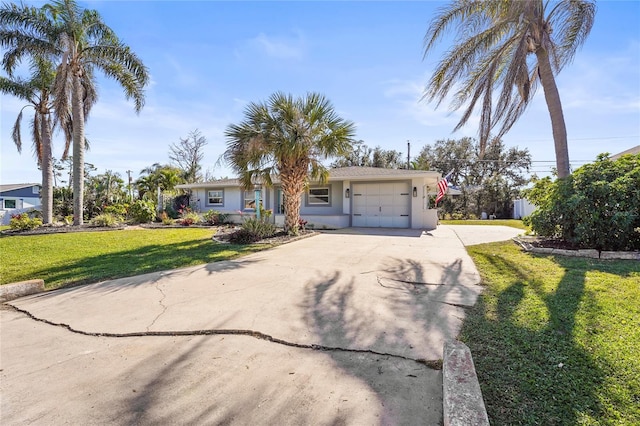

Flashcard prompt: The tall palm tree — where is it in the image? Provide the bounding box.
[1,0,149,225]
[423,0,595,178]
[224,92,356,235]
[0,57,71,224]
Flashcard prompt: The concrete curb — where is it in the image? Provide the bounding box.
[443,340,489,426]
[0,279,45,303]
[514,238,640,260]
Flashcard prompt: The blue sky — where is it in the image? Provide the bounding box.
[1,0,639,185]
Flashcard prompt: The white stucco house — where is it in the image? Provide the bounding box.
[0,183,42,225]
[177,167,444,230]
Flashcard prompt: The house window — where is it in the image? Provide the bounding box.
[308,187,330,205]
[32,186,40,195]
[243,191,262,211]
[207,190,224,206]
[4,199,16,209]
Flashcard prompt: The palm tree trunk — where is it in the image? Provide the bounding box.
[536,48,571,179]
[72,74,85,225]
[280,169,306,235]
[40,114,54,224]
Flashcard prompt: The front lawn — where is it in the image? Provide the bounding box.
[0,228,269,289]
[462,241,640,425]
[440,219,529,230]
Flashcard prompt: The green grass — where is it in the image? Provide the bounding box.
[441,219,529,230]
[461,241,640,425]
[0,228,270,289]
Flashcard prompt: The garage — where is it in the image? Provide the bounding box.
[351,182,411,228]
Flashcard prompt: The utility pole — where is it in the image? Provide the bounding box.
[407,141,411,169]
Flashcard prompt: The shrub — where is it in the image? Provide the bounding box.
[242,216,276,239]
[228,228,262,244]
[202,210,229,226]
[90,213,121,227]
[159,211,174,225]
[227,214,277,244]
[164,205,179,219]
[103,203,128,218]
[525,153,640,251]
[9,213,43,231]
[129,200,157,224]
[180,212,201,226]
[173,194,191,214]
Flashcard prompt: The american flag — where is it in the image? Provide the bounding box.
[436,172,451,204]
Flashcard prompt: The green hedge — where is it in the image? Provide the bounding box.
[525,153,640,251]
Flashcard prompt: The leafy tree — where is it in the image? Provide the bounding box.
[1,0,149,225]
[169,129,208,183]
[416,137,531,218]
[371,146,405,169]
[0,56,70,224]
[331,141,405,169]
[330,140,373,167]
[525,154,640,250]
[224,92,356,235]
[423,0,595,178]
[84,170,127,218]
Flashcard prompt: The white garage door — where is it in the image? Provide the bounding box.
[352,182,411,228]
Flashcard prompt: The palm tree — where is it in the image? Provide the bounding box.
[1,0,149,225]
[0,57,71,224]
[136,163,185,200]
[423,0,595,178]
[224,92,356,235]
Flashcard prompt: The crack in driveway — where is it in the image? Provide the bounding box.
[145,282,167,331]
[6,304,441,369]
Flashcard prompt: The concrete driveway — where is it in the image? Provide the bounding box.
[1,224,521,425]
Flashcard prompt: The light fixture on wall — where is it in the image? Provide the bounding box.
[345,188,350,198]
[413,187,418,197]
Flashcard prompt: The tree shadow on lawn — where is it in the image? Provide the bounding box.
[460,253,637,425]
[28,239,264,290]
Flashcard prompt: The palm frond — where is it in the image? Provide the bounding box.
[11,108,25,153]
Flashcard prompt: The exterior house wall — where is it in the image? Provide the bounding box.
[177,168,442,230]
[0,184,42,225]
[301,182,344,215]
[513,198,536,219]
[190,186,276,224]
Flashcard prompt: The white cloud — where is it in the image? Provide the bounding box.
[236,31,306,60]
[382,76,477,133]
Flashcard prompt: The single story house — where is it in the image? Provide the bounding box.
[177,167,444,230]
[0,183,42,225]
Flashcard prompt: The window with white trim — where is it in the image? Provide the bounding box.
[207,190,224,206]
[32,186,40,194]
[4,199,16,209]
[308,187,330,205]
[243,191,262,211]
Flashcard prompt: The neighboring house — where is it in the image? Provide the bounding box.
[177,167,443,230]
[0,183,42,225]
[610,145,640,160]
[513,198,536,220]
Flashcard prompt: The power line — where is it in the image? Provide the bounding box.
[511,135,639,142]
